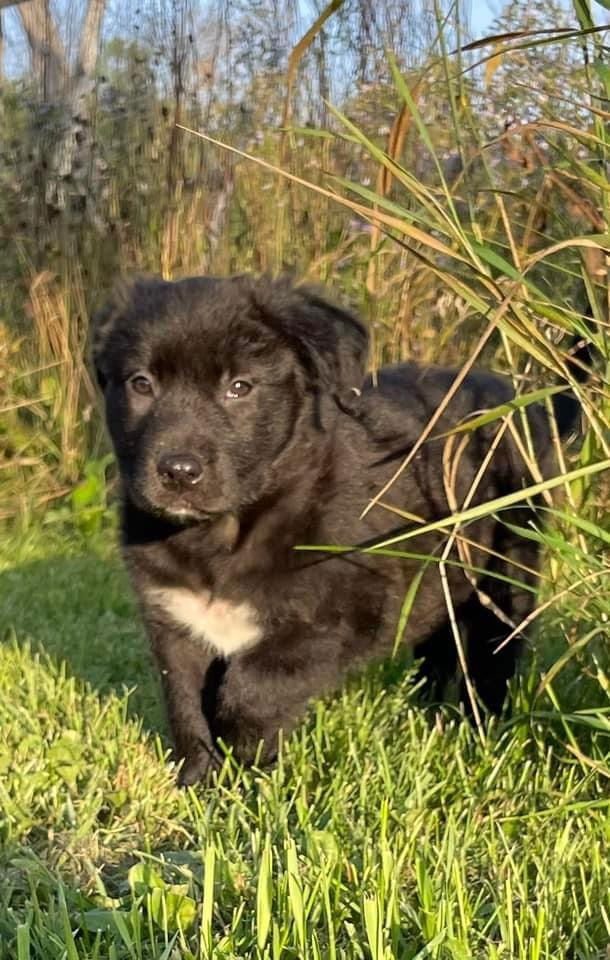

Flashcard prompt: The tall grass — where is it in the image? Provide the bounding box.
[2,0,608,701]
[1,2,607,671]
[0,0,606,709]
[3,1,606,516]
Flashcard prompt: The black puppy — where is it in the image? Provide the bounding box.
[92,274,582,785]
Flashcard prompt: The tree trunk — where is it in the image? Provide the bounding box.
[18,0,66,100]
[77,0,105,78]
[18,0,107,225]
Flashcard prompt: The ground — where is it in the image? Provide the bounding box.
[0,521,609,959]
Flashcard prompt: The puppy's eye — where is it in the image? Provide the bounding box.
[129,373,154,396]
[225,379,252,400]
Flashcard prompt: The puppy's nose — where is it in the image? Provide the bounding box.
[157,453,203,486]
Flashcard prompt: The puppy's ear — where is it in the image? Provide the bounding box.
[90,275,163,388]
[90,292,121,389]
[253,279,369,411]
[299,289,369,410]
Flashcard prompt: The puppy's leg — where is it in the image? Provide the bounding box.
[210,634,340,766]
[413,621,458,702]
[460,600,523,715]
[461,532,538,715]
[147,618,220,786]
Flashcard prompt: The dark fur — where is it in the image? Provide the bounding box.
[93,274,581,785]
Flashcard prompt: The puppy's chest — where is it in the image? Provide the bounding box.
[147,585,263,657]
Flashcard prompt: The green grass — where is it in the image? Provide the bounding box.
[1,522,610,959]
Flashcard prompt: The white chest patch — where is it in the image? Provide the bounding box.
[148,587,263,657]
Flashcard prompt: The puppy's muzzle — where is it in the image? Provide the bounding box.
[157,453,203,488]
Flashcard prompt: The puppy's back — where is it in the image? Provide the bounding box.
[358,361,557,485]
[362,362,514,417]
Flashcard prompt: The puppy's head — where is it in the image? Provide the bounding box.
[92,274,368,524]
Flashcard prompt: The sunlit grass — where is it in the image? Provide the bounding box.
[1,522,609,959]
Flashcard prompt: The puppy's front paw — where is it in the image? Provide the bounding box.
[177,743,220,787]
